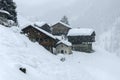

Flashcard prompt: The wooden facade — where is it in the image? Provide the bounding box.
[22,25,58,53]
[52,22,71,36]
[67,32,96,52]
[34,23,51,33]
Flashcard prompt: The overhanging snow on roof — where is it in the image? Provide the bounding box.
[67,28,95,36]
[53,21,71,28]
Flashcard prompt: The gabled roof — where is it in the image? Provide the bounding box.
[57,40,72,46]
[52,21,71,28]
[67,28,95,36]
[22,24,57,40]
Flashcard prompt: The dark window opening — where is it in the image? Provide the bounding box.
[61,50,64,54]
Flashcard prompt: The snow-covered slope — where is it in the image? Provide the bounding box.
[0,25,120,80]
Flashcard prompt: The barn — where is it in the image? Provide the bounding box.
[22,24,58,53]
[67,28,96,52]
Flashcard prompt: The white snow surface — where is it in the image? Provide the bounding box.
[57,40,72,46]
[0,24,120,80]
[67,28,94,36]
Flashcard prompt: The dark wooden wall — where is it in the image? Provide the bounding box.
[68,36,95,44]
[52,23,71,36]
[35,24,51,33]
[22,25,57,52]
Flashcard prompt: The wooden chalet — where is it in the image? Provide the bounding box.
[67,28,96,52]
[51,22,71,36]
[34,22,51,33]
[22,25,58,53]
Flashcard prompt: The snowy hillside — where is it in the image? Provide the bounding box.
[0,24,120,80]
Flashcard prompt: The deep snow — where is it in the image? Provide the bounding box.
[0,24,120,80]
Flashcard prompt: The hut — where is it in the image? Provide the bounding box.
[56,40,72,54]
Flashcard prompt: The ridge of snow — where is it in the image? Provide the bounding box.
[59,21,71,28]
[53,21,71,28]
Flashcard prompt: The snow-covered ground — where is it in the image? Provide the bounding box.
[0,25,120,80]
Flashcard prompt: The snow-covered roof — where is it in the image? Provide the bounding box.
[34,26,56,39]
[67,28,95,36]
[23,24,56,40]
[53,21,71,28]
[55,36,63,40]
[34,21,47,27]
[0,10,10,15]
[57,40,72,46]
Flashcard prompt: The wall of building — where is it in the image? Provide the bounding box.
[56,44,72,54]
[52,23,71,36]
[72,43,92,52]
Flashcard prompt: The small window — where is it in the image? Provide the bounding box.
[61,50,64,54]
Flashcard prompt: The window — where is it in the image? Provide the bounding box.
[61,50,64,54]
